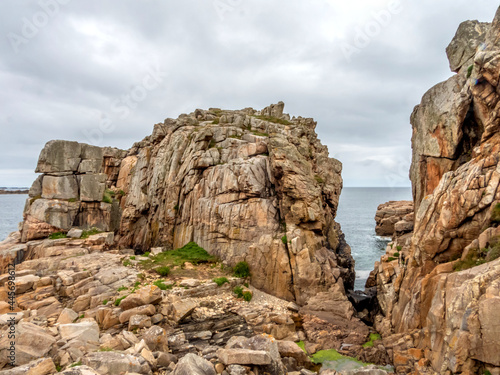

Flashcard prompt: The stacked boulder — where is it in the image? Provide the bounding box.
[21,141,126,242]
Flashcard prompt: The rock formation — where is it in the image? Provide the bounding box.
[374,201,414,237]
[371,7,500,374]
[19,102,357,317]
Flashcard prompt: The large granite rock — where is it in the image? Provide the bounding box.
[371,7,500,374]
[114,102,353,309]
[446,20,490,73]
[374,201,414,237]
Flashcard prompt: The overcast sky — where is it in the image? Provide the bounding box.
[0,1,498,188]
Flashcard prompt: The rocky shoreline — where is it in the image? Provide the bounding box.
[0,190,28,195]
[1,6,500,375]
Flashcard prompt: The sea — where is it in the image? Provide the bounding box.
[0,187,412,290]
[336,187,412,290]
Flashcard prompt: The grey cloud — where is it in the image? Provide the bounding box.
[0,0,498,187]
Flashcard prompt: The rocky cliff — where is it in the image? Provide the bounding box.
[20,102,354,310]
[371,7,500,375]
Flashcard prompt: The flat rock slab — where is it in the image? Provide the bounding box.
[217,348,271,365]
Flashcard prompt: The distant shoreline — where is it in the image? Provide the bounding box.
[0,189,29,194]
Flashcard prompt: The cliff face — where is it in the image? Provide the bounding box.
[21,102,354,308]
[373,7,500,374]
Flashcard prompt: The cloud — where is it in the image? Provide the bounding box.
[0,0,498,187]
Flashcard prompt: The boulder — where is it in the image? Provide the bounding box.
[128,314,152,330]
[58,320,99,343]
[119,285,162,311]
[172,353,216,375]
[82,352,152,375]
[57,308,79,324]
[41,175,79,200]
[446,20,490,72]
[79,174,107,202]
[142,325,169,352]
[59,365,101,374]
[119,304,156,323]
[0,357,56,375]
[67,228,83,238]
[35,140,82,173]
[217,348,271,365]
[0,321,56,366]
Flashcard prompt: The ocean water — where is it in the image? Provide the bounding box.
[0,188,411,290]
[336,187,412,290]
[0,195,27,241]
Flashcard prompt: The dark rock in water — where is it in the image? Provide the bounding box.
[348,288,379,326]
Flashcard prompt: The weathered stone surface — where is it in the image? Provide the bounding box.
[35,140,82,173]
[0,357,56,375]
[67,228,83,238]
[217,348,271,365]
[119,285,162,311]
[119,304,156,323]
[128,314,152,330]
[42,175,79,200]
[371,8,500,375]
[446,20,490,73]
[142,325,169,352]
[57,308,79,324]
[58,320,99,343]
[374,201,413,237]
[172,353,216,375]
[82,352,152,375]
[79,174,106,202]
[0,321,56,366]
[59,365,101,374]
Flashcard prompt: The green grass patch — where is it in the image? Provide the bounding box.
[396,246,402,251]
[229,134,242,139]
[243,291,252,302]
[81,228,102,239]
[363,333,382,348]
[209,139,216,148]
[393,252,400,257]
[233,286,244,298]
[69,361,82,368]
[252,131,269,137]
[253,115,292,125]
[296,341,307,353]
[123,259,132,267]
[467,65,473,78]
[102,299,108,305]
[311,349,351,364]
[99,347,113,352]
[153,279,172,290]
[117,286,127,292]
[314,175,324,184]
[281,235,288,245]
[103,189,114,204]
[453,248,488,271]
[114,296,127,306]
[140,242,217,270]
[155,266,170,276]
[213,277,229,286]
[49,232,67,240]
[233,261,250,278]
[212,118,220,124]
[491,203,500,224]
[387,257,396,262]
[130,256,136,260]
[68,198,78,202]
